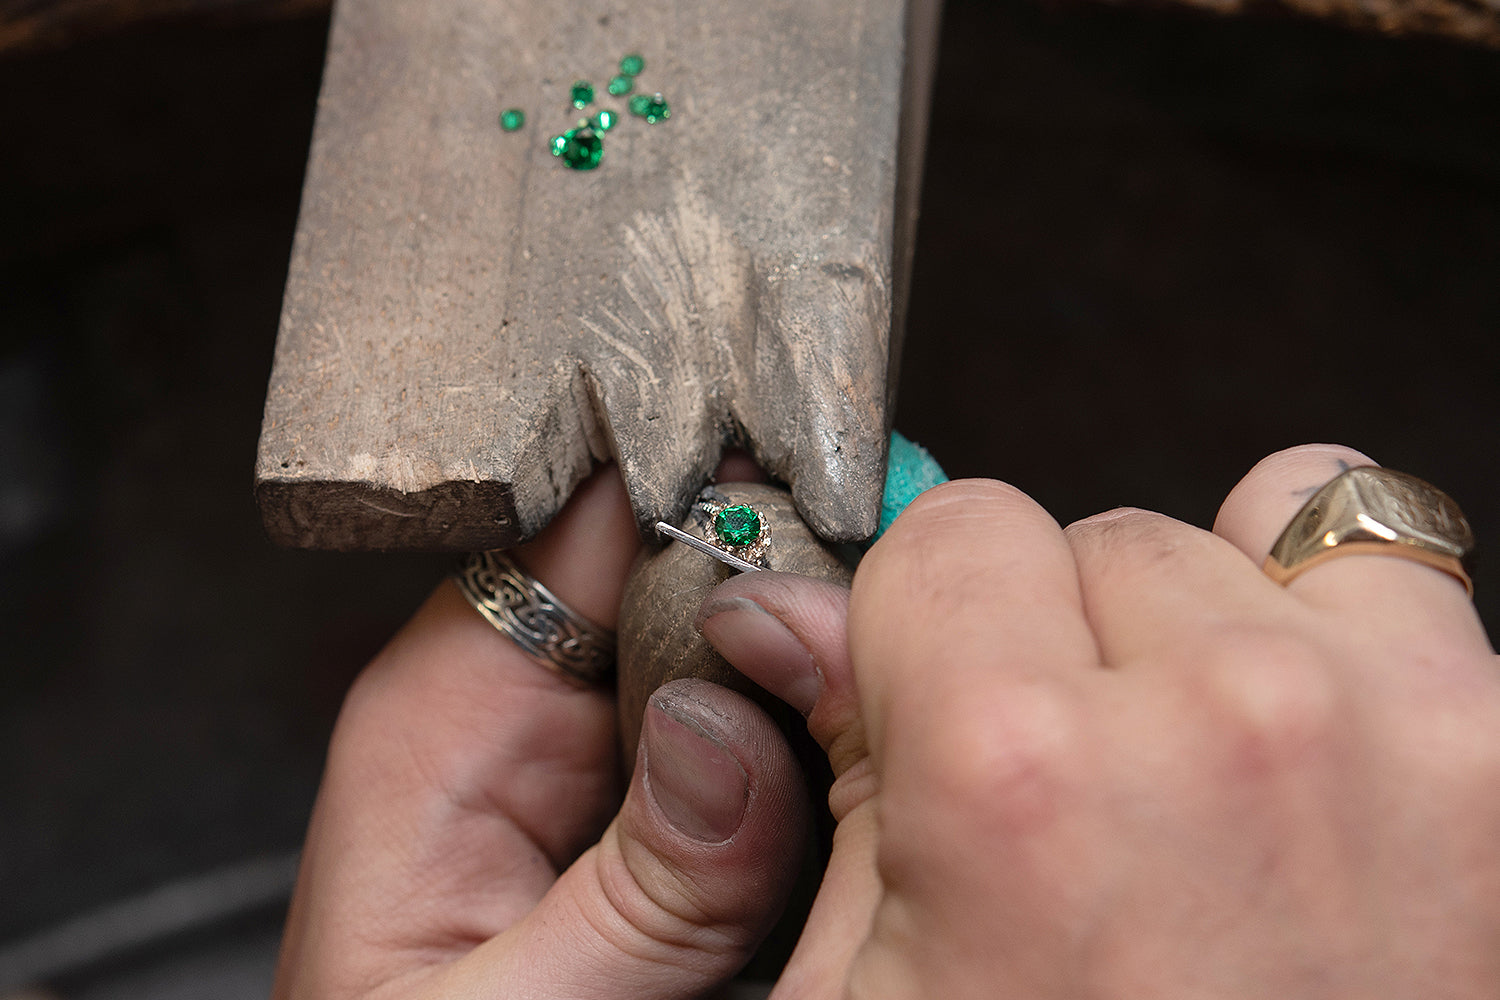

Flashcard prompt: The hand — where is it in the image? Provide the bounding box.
[700,443,1500,998]
[272,466,810,1000]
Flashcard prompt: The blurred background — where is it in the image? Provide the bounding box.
[2,0,1497,994]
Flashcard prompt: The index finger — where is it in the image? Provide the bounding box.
[848,479,1100,770]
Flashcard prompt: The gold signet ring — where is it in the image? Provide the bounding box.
[1264,466,1475,595]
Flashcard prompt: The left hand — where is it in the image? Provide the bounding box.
[272,466,811,999]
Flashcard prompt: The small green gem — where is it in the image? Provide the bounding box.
[619,53,645,76]
[634,92,670,124]
[714,504,761,547]
[607,74,633,96]
[570,80,594,110]
[551,126,603,170]
[499,108,525,131]
[592,108,617,132]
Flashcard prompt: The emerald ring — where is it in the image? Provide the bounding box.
[654,489,771,573]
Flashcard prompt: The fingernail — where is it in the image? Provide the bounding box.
[644,691,749,843]
[699,596,820,714]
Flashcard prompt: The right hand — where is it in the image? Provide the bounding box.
[701,444,1500,998]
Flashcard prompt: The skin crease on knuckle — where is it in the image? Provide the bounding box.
[1185,628,1345,783]
[879,683,1085,882]
[590,836,753,964]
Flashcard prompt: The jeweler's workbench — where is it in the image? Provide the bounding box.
[255,0,940,552]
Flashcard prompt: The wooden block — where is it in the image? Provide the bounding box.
[255,0,940,550]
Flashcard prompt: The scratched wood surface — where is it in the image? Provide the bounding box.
[255,0,940,550]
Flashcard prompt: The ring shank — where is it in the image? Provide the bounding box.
[452,550,617,686]
[1264,542,1473,595]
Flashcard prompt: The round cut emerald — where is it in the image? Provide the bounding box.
[628,94,651,116]
[635,92,670,124]
[551,127,603,170]
[570,80,594,109]
[499,108,525,131]
[607,74,633,96]
[714,504,761,547]
[619,53,645,76]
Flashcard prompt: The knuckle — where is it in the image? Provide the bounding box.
[1193,631,1341,778]
[594,836,752,962]
[869,479,1036,564]
[876,684,1082,898]
[919,685,1080,840]
[1066,509,1202,572]
[1397,652,1500,788]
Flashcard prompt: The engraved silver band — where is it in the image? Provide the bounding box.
[452,550,616,685]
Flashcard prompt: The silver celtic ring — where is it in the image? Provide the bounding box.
[452,550,616,685]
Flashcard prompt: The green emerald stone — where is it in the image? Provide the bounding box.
[633,92,670,124]
[551,127,603,170]
[607,74,633,96]
[714,504,761,547]
[619,53,645,76]
[498,108,525,131]
[592,109,617,131]
[570,80,594,109]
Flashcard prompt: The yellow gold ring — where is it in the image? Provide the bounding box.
[1264,466,1475,596]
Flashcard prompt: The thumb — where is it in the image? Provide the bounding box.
[697,571,881,999]
[426,678,810,999]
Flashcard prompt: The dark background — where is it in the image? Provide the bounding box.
[2,0,1497,993]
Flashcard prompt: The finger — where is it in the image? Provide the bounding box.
[697,572,863,780]
[275,467,640,996]
[841,481,1101,984]
[1214,444,1487,645]
[512,462,642,629]
[698,572,881,998]
[430,679,810,1000]
[1063,508,1289,669]
[850,480,1099,764]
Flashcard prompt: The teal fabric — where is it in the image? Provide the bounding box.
[876,430,949,540]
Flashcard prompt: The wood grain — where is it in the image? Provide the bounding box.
[255,0,940,550]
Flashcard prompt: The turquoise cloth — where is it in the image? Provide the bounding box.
[875,430,949,540]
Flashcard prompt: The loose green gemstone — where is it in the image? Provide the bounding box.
[592,108,618,132]
[498,108,525,131]
[619,53,645,76]
[632,92,670,124]
[607,74,633,96]
[714,504,761,547]
[551,126,603,170]
[570,80,594,109]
